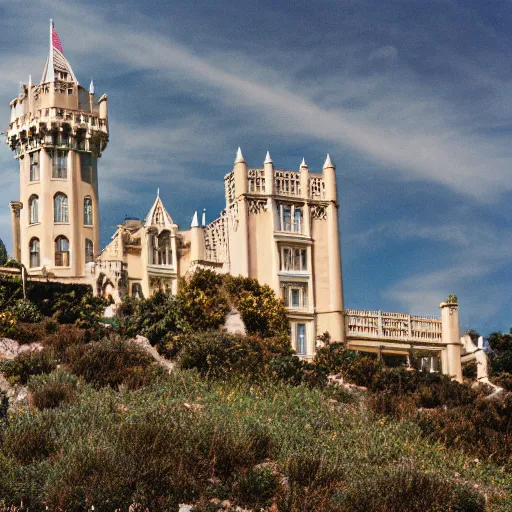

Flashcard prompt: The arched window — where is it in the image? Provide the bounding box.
[29,151,40,181]
[83,196,93,225]
[29,238,40,268]
[55,236,69,266]
[29,195,39,224]
[132,283,144,299]
[85,238,94,263]
[54,193,69,223]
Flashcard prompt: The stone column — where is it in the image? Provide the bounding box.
[10,201,23,262]
[440,300,463,382]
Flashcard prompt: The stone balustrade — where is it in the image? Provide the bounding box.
[345,309,443,343]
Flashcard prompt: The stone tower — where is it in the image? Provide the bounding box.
[7,20,109,277]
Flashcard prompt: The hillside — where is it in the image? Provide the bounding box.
[0,270,511,511]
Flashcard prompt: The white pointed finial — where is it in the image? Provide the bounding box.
[191,211,199,228]
[202,208,206,226]
[323,153,335,170]
[89,79,95,94]
[300,157,308,168]
[157,187,160,197]
[234,147,245,164]
[264,151,273,164]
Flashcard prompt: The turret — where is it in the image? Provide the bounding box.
[263,151,274,195]
[233,147,248,197]
[5,20,109,278]
[322,153,337,202]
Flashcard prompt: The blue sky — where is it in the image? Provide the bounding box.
[0,0,510,335]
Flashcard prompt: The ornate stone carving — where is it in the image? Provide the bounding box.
[248,199,267,214]
[274,170,301,196]
[229,201,239,231]
[205,211,229,263]
[311,204,328,220]
[248,168,266,194]
[309,176,326,199]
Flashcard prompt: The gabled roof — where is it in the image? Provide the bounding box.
[144,191,174,229]
[40,20,78,84]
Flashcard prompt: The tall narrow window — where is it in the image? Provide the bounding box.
[132,283,144,299]
[54,193,69,223]
[80,153,92,183]
[29,195,39,224]
[29,238,40,268]
[51,150,68,179]
[297,324,306,355]
[278,203,304,233]
[55,236,69,266]
[29,151,40,181]
[83,196,93,225]
[85,238,94,263]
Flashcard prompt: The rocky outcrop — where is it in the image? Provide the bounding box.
[0,337,44,360]
[130,335,175,372]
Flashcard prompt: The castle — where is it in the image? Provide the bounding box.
[6,22,489,381]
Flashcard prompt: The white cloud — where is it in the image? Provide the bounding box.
[369,45,398,61]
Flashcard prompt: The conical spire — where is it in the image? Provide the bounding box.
[300,158,308,169]
[144,192,174,228]
[40,19,78,84]
[202,209,206,226]
[89,79,95,94]
[264,151,273,164]
[323,153,335,170]
[191,211,199,228]
[234,147,245,164]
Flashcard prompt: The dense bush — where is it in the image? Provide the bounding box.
[28,371,79,410]
[336,466,485,512]
[418,393,512,468]
[5,299,41,323]
[63,336,164,390]
[170,331,293,380]
[0,349,57,385]
[225,275,289,338]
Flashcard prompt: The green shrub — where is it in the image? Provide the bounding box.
[336,466,485,512]
[63,336,162,390]
[0,349,57,385]
[417,393,512,467]
[234,465,279,508]
[28,371,78,410]
[6,299,41,323]
[172,331,292,380]
[494,372,512,391]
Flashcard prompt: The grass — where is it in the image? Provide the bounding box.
[0,370,510,511]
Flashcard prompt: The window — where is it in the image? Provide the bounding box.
[29,238,40,268]
[85,239,94,263]
[51,150,68,179]
[150,234,173,266]
[132,283,144,299]
[280,246,307,272]
[83,196,93,225]
[29,151,40,181]
[281,282,308,308]
[67,88,73,95]
[55,236,69,266]
[80,153,92,183]
[296,324,307,355]
[54,193,69,223]
[277,203,303,233]
[29,195,39,224]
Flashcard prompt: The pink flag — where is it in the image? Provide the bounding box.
[52,27,63,53]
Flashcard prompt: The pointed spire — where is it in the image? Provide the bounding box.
[264,151,273,164]
[202,208,206,227]
[300,158,308,169]
[191,211,199,228]
[323,153,335,170]
[234,147,245,164]
[157,187,160,198]
[89,79,95,94]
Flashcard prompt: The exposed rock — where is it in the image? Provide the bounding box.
[0,337,43,360]
[224,307,246,335]
[129,335,175,372]
[328,373,367,392]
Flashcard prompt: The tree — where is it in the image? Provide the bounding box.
[0,239,7,266]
